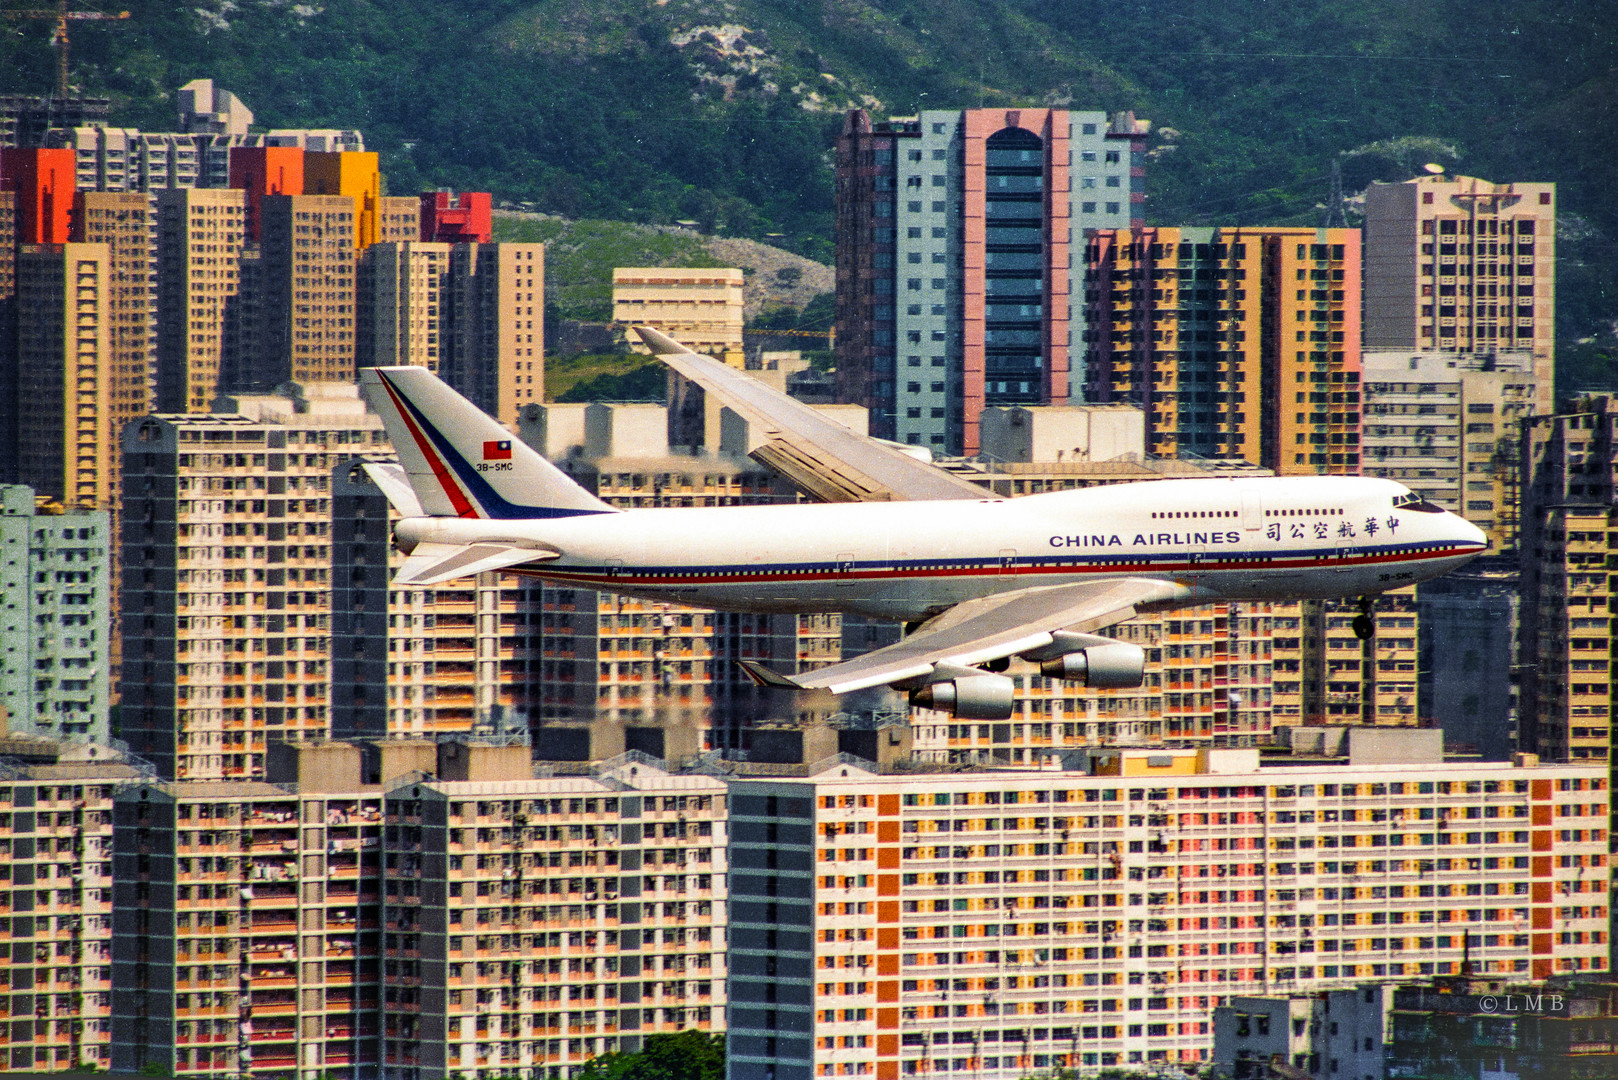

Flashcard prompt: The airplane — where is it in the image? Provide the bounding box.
[356,329,1488,722]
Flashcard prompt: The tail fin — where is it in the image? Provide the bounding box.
[359,367,616,520]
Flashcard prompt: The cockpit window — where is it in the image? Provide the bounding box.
[1392,492,1447,514]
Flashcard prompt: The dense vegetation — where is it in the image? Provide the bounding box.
[493,215,727,321]
[5,0,1616,366]
[577,1030,724,1080]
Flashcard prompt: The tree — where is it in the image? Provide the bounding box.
[577,1030,724,1080]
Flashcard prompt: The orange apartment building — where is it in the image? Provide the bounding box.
[1083,226,1362,477]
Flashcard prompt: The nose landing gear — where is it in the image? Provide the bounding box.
[1352,596,1375,641]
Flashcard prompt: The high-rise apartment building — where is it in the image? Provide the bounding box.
[358,240,544,425]
[304,150,381,251]
[155,187,247,412]
[1518,396,1616,766]
[0,146,75,245]
[380,753,730,1079]
[907,599,1277,763]
[420,191,492,244]
[0,733,150,1073]
[377,195,420,245]
[1364,175,1555,366]
[328,458,545,741]
[119,383,388,781]
[1362,349,1550,550]
[0,485,112,741]
[834,108,1149,454]
[109,753,388,1079]
[615,267,745,361]
[443,242,544,425]
[60,78,358,195]
[1083,226,1362,476]
[73,190,154,484]
[1270,594,1419,727]
[227,145,304,243]
[254,193,358,388]
[65,125,367,196]
[175,78,254,137]
[536,417,836,759]
[726,743,1609,1079]
[0,189,14,477]
[12,242,115,508]
[1417,559,1521,761]
[355,241,453,373]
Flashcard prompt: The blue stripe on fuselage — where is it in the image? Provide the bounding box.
[526,540,1478,588]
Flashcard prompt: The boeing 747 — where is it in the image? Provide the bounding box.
[356,334,1486,721]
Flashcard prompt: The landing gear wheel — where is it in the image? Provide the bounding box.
[1352,613,1374,640]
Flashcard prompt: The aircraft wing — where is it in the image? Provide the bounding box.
[633,325,995,502]
[739,577,1191,695]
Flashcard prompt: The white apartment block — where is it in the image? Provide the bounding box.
[119,383,387,780]
[1362,348,1550,550]
[1363,175,1555,366]
[381,753,729,1080]
[725,742,1608,1079]
[1213,984,1393,1080]
[615,267,744,361]
[65,127,368,193]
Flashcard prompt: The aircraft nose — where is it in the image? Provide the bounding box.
[1452,513,1488,552]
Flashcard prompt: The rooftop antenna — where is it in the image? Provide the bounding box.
[1322,157,1349,228]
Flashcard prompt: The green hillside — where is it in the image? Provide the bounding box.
[5,0,1617,350]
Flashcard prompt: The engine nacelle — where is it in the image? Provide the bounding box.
[1027,632,1145,689]
[909,671,1014,720]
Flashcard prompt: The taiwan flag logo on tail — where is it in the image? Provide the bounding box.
[483,440,512,461]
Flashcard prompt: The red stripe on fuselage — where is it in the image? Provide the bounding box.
[524,544,1479,590]
[376,374,480,519]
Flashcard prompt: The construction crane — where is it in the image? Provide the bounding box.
[2,0,130,99]
[745,326,834,342]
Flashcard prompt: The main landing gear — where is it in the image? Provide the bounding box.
[1352,596,1375,641]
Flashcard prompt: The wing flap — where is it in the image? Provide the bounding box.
[752,577,1192,695]
[634,325,994,503]
[393,542,559,587]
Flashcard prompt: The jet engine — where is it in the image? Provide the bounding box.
[1022,632,1145,689]
[907,665,1014,720]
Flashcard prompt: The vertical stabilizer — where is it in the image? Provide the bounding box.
[359,366,616,520]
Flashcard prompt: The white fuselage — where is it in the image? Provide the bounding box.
[394,476,1487,623]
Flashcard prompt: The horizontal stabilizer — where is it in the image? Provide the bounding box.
[736,659,807,690]
[359,461,425,518]
[394,542,558,586]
